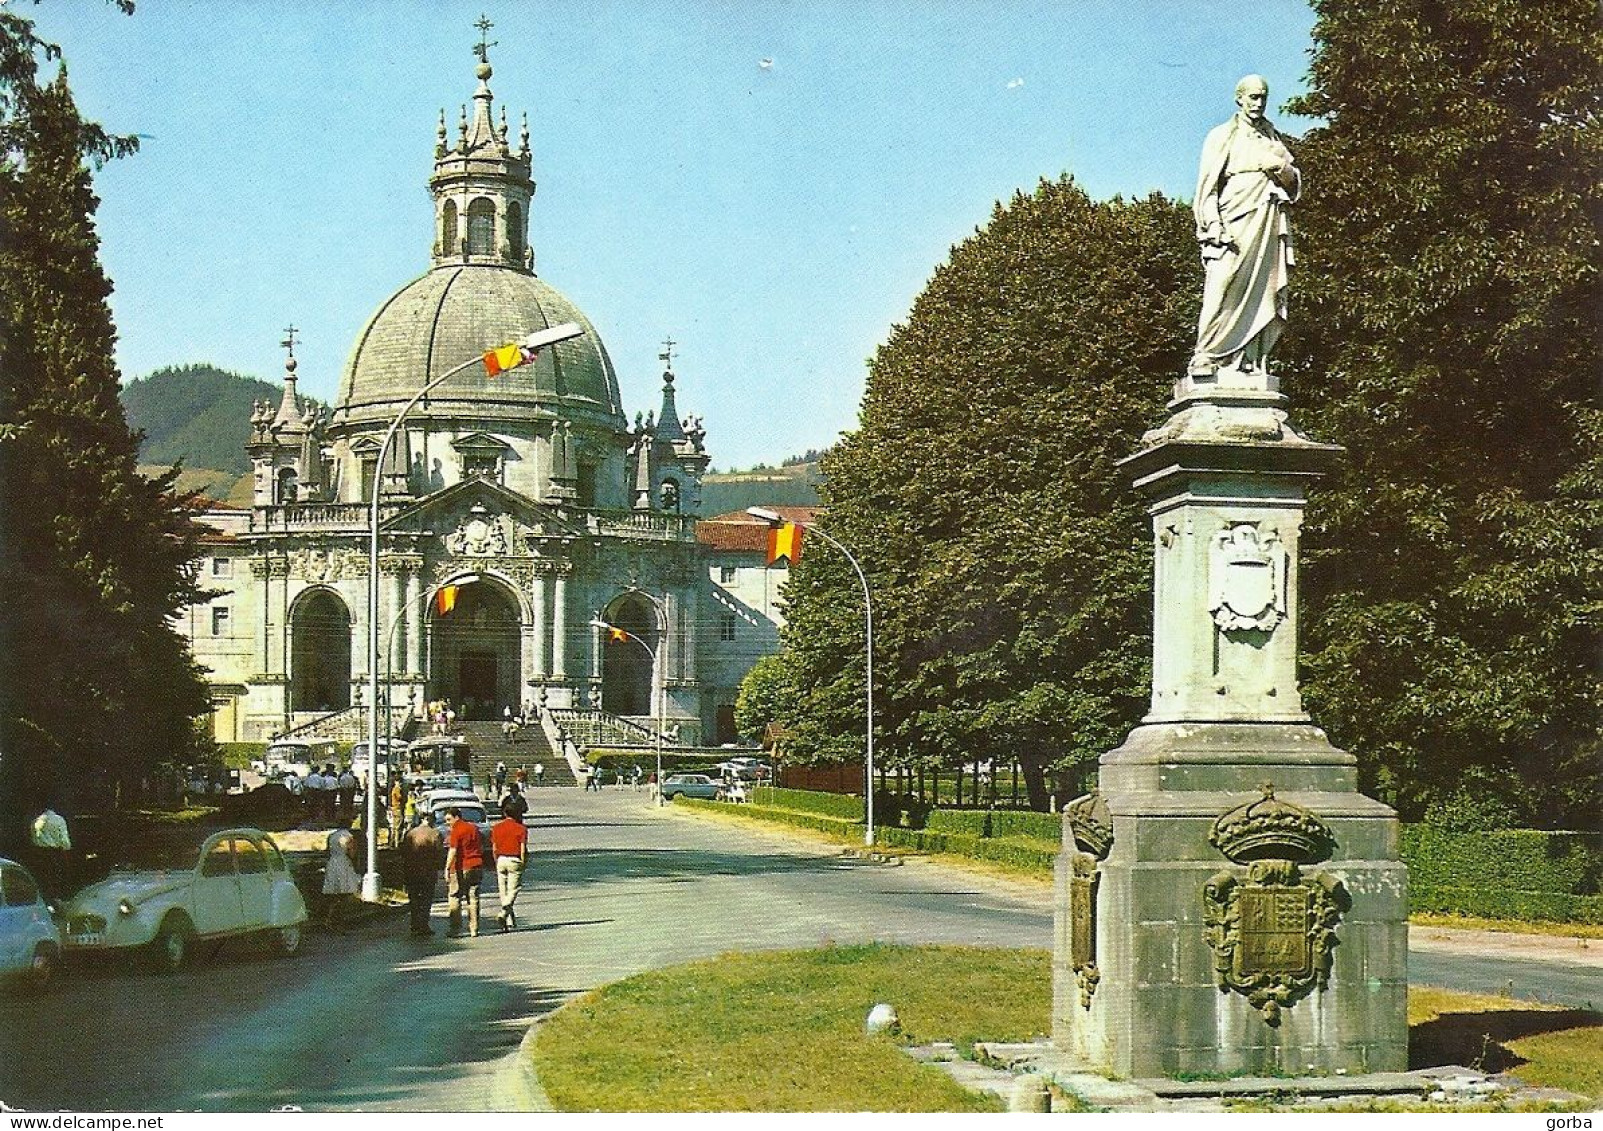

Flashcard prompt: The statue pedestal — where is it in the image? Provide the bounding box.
[1051,391,1408,1079]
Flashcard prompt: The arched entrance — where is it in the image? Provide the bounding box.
[429,577,522,719]
[600,593,659,717]
[291,589,351,712]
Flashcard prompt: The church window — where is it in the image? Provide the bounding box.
[442,199,458,255]
[212,557,233,578]
[466,198,495,256]
[275,466,298,505]
[507,201,523,258]
[211,607,231,637]
[576,462,597,509]
[462,451,501,482]
[719,564,736,584]
[358,455,378,502]
[719,613,737,642]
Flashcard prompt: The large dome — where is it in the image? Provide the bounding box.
[331,264,625,429]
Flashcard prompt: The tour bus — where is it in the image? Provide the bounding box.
[405,736,472,782]
[258,737,339,782]
[350,738,403,787]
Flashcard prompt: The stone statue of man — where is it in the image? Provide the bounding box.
[1189,75,1301,378]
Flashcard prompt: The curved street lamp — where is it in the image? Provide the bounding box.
[361,323,584,902]
[588,614,667,806]
[746,506,875,848]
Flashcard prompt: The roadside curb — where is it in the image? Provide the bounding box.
[487,1019,556,1111]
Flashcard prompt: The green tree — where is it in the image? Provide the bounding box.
[734,652,794,743]
[0,6,211,837]
[1283,0,1602,827]
[774,178,1193,808]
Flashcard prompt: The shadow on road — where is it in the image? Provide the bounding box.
[537,846,873,885]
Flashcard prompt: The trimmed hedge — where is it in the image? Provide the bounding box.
[1401,826,1600,896]
[926,810,991,837]
[989,810,1063,843]
[676,797,862,839]
[1409,885,1603,926]
[878,826,1058,873]
[765,788,865,821]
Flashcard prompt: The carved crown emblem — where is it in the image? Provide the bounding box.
[1064,791,1113,860]
[1208,783,1333,865]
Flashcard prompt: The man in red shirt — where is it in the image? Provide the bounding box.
[444,808,485,938]
[490,810,529,931]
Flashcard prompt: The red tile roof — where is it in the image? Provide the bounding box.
[695,506,820,552]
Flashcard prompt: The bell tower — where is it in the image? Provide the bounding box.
[429,18,535,272]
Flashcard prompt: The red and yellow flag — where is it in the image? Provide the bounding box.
[482,341,538,377]
[607,626,630,643]
[766,521,803,565]
[434,585,460,616]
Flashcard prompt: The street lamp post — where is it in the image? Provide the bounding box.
[360,323,583,902]
[588,615,666,806]
[746,507,875,848]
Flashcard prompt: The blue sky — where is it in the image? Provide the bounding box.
[31,1,1318,471]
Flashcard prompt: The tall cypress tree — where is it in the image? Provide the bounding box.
[1283,0,1601,828]
[0,9,210,838]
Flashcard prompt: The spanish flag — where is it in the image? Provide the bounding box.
[607,626,630,643]
[766,521,803,566]
[435,585,460,616]
[482,341,538,376]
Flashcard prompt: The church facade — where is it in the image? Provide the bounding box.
[180,46,795,745]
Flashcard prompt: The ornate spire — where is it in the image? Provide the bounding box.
[428,22,536,271]
[271,325,305,429]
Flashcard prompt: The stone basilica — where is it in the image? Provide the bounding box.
[180,45,793,745]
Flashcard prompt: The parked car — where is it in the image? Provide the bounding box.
[660,773,722,802]
[716,757,772,782]
[0,858,62,990]
[60,828,307,974]
[421,772,476,804]
[426,794,490,850]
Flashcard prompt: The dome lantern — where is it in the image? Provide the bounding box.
[429,28,534,272]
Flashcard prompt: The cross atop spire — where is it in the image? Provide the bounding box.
[280,324,299,359]
[658,336,677,373]
[473,14,497,64]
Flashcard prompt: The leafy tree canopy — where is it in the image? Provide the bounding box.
[769,178,1192,807]
[1284,0,1601,827]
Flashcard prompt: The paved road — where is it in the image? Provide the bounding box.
[0,790,1595,1111]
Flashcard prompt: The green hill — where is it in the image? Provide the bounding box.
[120,364,285,475]
[701,460,823,516]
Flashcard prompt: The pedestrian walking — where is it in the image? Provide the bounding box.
[443,807,484,938]
[494,760,508,794]
[29,802,72,901]
[399,814,445,936]
[500,781,529,822]
[490,809,528,931]
[533,762,545,787]
[322,820,362,930]
[388,776,405,846]
[337,765,358,821]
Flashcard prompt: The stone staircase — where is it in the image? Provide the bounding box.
[455,720,574,789]
[548,708,676,749]
[278,705,415,743]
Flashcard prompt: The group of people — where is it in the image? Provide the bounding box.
[425,698,458,736]
[582,764,646,792]
[297,764,361,823]
[395,803,528,938]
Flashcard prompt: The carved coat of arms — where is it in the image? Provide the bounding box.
[1063,792,1112,1009]
[1209,522,1288,633]
[1201,784,1347,1025]
[445,511,510,557]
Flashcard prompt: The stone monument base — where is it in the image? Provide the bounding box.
[1052,721,1408,1079]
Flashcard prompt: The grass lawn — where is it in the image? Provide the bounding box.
[531,943,1048,1111]
[531,945,1603,1112]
